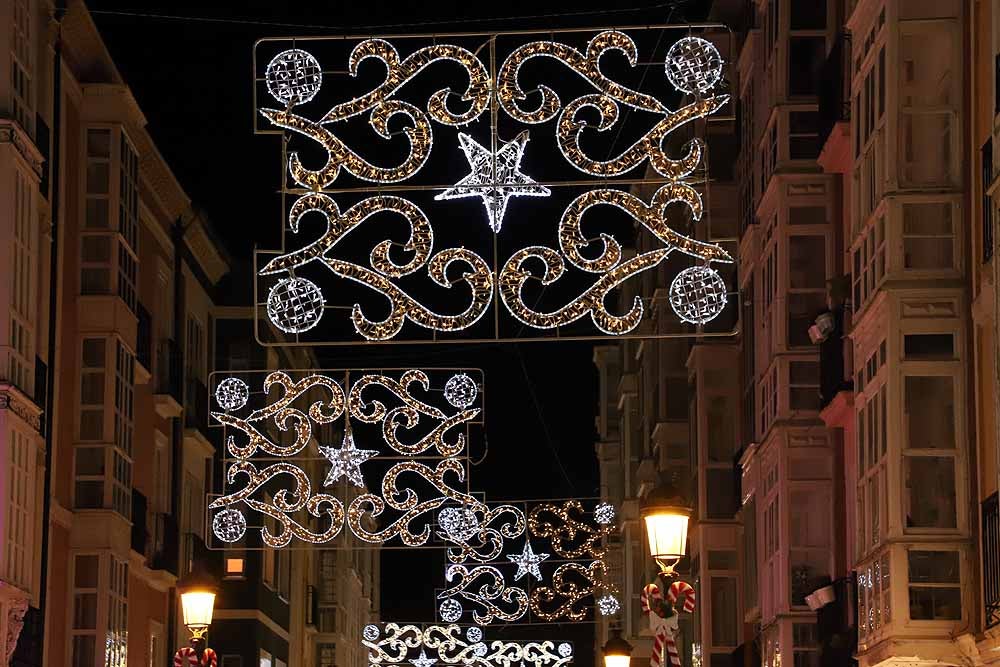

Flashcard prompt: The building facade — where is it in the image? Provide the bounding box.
[0,2,380,666]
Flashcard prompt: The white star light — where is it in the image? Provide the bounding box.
[318,431,378,488]
[410,650,436,667]
[434,131,550,233]
[507,540,549,581]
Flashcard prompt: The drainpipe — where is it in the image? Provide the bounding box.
[38,3,65,665]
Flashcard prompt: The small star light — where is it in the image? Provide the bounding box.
[215,377,250,411]
[439,598,463,622]
[212,508,247,543]
[410,650,436,667]
[466,627,483,643]
[266,49,322,106]
[507,540,549,581]
[363,624,380,641]
[434,131,550,233]
[318,431,378,488]
[594,502,616,525]
[597,594,621,616]
[669,265,728,325]
[664,36,723,95]
[266,277,325,334]
[444,373,478,409]
[557,644,573,658]
[438,507,481,542]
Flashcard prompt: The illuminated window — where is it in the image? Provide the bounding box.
[225,558,245,577]
[908,550,961,620]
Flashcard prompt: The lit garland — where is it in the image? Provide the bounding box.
[527,500,615,560]
[210,370,488,547]
[439,564,530,624]
[362,624,574,667]
[530,560,612,622]
[442,504,526,564]
[434,131,550,233]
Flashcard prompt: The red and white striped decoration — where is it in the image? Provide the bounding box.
[174,646,218,667]
[640,580,696,667]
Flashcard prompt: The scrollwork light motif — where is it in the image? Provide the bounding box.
[527,500,614,560]
[530,561,613,622]
[363,624,574,667]
[440,565,530,624]
[209,370,484,547]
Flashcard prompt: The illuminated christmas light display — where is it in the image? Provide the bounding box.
[266,49,322,106]
[362,624,574,667]
[318,431,379,488]
[440,564,530,623]
[434,132,550,233]
[214,377,250,412]
[266,277,325,333]
[212,508,247,543]
[254,28,736,343]
[443,373,478,410]
[668,265,728,325]
[438,506,481,542]
[597,594,621,616]
[508,540,549,581]
[594,502,615,525]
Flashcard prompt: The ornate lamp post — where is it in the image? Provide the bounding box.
[639,483,696,667]
[602,628,634,667]
[174,569,219,666]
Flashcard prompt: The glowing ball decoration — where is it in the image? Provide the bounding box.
[668,266,728,325]
[439,598,463,622]
[266,277,325,334]
[438,507,480,542]
[212,508,247,543]
[444,373,478,409]
[664,36,723,95]
[215,377,250,411]
[266,49,323,106]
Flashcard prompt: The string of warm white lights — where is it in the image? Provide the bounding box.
[362,624,574,667]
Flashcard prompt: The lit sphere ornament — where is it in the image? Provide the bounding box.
[214,377,249,411]
[466,627,483,643]
[597,594,621,616]
[669,265,728,325]
[438,507,480,542]
[472,643,488,658]
[594,502,616,525]
[266,277,325,334]
[444,373,478,409]
[665,36,723,94]
[266,49,322,106]
[363,624,380,641]
[439,598,462,622]
[212,508,247,543]
[557,643,573,658]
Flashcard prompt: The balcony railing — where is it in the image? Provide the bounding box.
[130,490,148,555]
[136,303,152,371]
[818,31,852,145]
[819,305,853,409]
[185,378,209,433]
[155,339,182,402]
[983,493,1000,628]
[151,512,179,575]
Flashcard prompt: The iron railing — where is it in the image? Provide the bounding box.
[155,339,182,402]
[983,137,994,264]
[818,31,852,145]
[983,493,1000,628]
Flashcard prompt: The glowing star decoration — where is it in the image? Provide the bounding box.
[668,265,728,325]
[438,507,481,542]
[439,598,462,622]
[318,431,379,488]
[508,540,549,582]
[266,49,323,106]
[410,650,436,667]
[593,502,616,525]
[215,377,250,411]
[266,277,325,333]
[434,131,550,233]
[664,36,723,95]
[364,625,381,641]
[443,373,478,409]
[212,508,247,543]
[597,594,621,616]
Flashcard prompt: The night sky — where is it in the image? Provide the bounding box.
[87,0,711,660]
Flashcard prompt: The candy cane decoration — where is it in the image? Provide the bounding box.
[174,647,218,667]
[641,580,696,667]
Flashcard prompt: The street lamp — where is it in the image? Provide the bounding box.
[176,569,219,666]
[602,628,633,667]
[639,483,692,576]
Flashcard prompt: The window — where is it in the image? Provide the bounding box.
[792,622,818,667]
[221,658,243,667]
[5,429,35,591]
[905,456,956,529]
[852,216,885,313]
[149,622,165,667]
[788,237,827,348]
[117,135,138,313]
[225,557,245,578]
[260,650,273,667]
[899,27,956,186]
[10,169,36,394]
[788,111,820,160]
[318,644,337,667]
[112,342,134,519]
[106,557,128,667]
[72,554,99,667]
[858,553,891,638]
[152,440,170,514]
[711,577,738,646]
[904,376,955,449]
[790,490,830,606]
[11,0,33,135]
[903,202,954,270]
[788,38,824,96]
[789,361,820,411]
[789,206,826,226]
[904,334,954,360]
[908,550,961,620]
[857,383,887,556]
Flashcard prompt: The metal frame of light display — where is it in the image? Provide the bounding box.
[251,24,739,346]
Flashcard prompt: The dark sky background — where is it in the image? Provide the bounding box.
[86,0,711,661]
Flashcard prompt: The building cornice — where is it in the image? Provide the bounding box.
[0,384,43,433]
[0,120,45,178]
